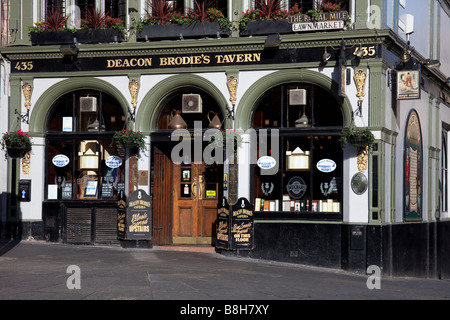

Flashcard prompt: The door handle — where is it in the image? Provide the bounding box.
[192,177,197,199]
[198,175,204,200]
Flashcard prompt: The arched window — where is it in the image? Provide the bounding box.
[252,83,343,219]
[45,90,126,201]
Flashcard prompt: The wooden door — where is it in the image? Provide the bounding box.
[152,146,173,245]
[173,162,221,245]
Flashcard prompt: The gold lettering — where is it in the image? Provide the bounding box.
[115,59,122,67]
[202,54,210,64]
[193,55,202,64]
[107,59,115,68]
[182,56,191,65]
[215,55,224,63]
[122,59,130,67]
[160,57,167,66]
[253,53,261,62]
[144,58,152,66]
[236,54,244,63]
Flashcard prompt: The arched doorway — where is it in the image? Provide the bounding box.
[151,87,225,246]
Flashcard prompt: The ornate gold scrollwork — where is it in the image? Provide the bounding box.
[357,146,369,173]
[226,75,238,119]
[226,76,238,106]
[22,151,31,174]
[353,70,367,103]
[22,82,32,110]
[129,79,139,109]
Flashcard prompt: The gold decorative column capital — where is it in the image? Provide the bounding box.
[354,70,367,102]
[22,82,32,110]
[357,146,369,172]
[129,79,140,109]
[226,76,238,106]
[22,151,31,174]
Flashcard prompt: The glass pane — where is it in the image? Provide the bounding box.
[101,94,127,132]
[311,135,342,212]
[48,140,74,200]
[284,136,311,211]
[99,139,125,200]
[254,132,282,211]
[76,92,101,132]
[76,140,99,199]
[47,94,74,132]
[75,0,95,19]
[253,86,282,128]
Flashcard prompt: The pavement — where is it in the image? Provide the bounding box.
[1,239,450,305]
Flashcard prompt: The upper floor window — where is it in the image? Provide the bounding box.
[283,0,349,12]
[75,0,95,19]
[148,0,228,17]
[105,0,127,20]
[46,0,65,15]
[45,1,126,21]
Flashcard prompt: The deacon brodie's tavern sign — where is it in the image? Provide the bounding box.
[10,11,368,75]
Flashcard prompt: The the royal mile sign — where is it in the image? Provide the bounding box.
[287,11,348,32]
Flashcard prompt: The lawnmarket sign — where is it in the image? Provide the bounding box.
[287,11,348,32]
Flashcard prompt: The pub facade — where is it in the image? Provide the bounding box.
[1,0,450,278]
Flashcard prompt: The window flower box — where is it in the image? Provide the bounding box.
[28,9,125,45]
[76,29,124,44]
[137,21,228,41]
[30,30,76,45]
[239,19,292,37]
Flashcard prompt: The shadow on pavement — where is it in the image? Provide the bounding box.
[0,239,21,256]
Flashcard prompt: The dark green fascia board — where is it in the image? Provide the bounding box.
[1,29,396,59]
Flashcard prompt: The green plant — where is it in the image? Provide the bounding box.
[45,9,69,31]
[320,1,342,12]
[339,127,375,149]
[306,0,342,19]
[192,0,215,23]
[1,130,32,151]
[112,130,146,153]
[239,2,299,29]
[146,0,174,24]
[29,8,125,34]
[256,0,282,20]
[104,16,126,34]
[28,9,74,33]
[81,8,107,29]
[209,129,244,154]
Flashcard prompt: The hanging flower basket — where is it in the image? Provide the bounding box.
[111,130,145,155]
[339,128,375,149]
[209,129,244,154]
[1,130,32,158]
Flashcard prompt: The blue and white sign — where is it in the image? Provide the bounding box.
[105,155,123,169]
[52,154,70,167]
[257,156,277,170]
[316,159,336,173]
